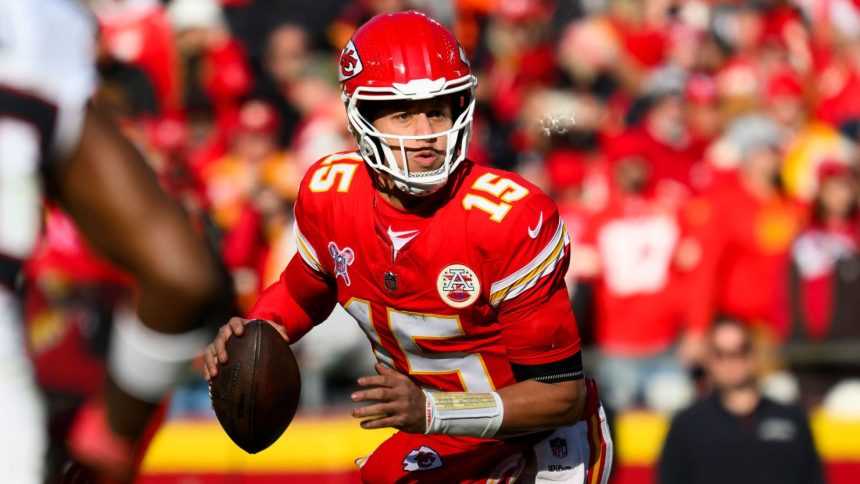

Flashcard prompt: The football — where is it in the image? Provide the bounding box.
[210,319,300,454]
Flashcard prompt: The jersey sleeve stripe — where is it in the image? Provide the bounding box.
[489,221,569,307]
[294,220,324,273]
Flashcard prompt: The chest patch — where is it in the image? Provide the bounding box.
[328,242,355,286]
[437,264,481,308]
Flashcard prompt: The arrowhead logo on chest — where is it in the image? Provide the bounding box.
[437,264,481,308]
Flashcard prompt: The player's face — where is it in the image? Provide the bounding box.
[706,324,756,391]
[370,98,454,174]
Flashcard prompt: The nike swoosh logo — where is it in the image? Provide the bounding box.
[528,212,543,239]
[387,226,420,249]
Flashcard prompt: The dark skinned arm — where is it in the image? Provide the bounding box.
[53,104,231,440]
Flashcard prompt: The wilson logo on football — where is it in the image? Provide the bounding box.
[437,264,480,308]
[338,40,363,82]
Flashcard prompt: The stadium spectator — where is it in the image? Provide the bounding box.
[685,114,805,342]
[169,0,254,172]
[256,22,311,147]
[658,317,824,484]
[684,73,723,148]
[575,142,694,414]
[606,67,704,196]
[768,67,857,203]
[789,160,860,398]
[790,160,860,340]
[202,99,299,311]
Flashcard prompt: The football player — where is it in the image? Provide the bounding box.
[205,11,612,483]
[0,0,231,482]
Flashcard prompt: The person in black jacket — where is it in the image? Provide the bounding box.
[658,317,823,484]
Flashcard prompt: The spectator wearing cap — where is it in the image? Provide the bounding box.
[605,66,705,197]
[788,161,860,397]
[685,73,723,147]
[202,99,300,311]
[766,66,858,203]
[658,317,824,484]
[574,138,694,415]
[790,160,860,339]
[684,114,806,365]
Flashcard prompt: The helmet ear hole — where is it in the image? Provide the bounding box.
[359,136,378,161]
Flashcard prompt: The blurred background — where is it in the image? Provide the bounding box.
[25,0,860,482]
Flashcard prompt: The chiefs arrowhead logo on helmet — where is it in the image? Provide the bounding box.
[338,40,363,82]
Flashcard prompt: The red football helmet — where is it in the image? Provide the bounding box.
[339,11,477,195]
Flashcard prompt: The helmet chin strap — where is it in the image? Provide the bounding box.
[393,178,446,196]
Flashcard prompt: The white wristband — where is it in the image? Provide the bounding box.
[108,306,210,403]
[423,390,504,438]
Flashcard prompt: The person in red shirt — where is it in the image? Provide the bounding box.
[204,11,612,483]
[789,160,860,400]
[575,144,694,414]
[685,113,806,343]
[790,160,860,342]
[606,67,704,196]
[203,99,301,311]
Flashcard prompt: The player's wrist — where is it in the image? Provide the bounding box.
[423,390,504,438]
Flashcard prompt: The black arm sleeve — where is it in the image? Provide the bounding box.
[509,352,584,384]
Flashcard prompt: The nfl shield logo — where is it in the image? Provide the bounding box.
[549,437,568,458]
[384,272,398,291]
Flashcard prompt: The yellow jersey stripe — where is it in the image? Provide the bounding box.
[489,219,565,294]
[294,221,323,273]
[489,224,568,306]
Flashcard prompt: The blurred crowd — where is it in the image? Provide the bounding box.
[21,0,860,447]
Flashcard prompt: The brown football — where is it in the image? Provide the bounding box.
[210,319,300,454]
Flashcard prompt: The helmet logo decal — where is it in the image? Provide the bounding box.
[339,40,363,82]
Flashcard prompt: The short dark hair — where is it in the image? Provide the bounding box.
[709,315,752,342]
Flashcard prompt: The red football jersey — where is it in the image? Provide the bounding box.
[252,152,581,393]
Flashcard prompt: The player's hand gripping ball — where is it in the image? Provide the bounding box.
[209,320,301,453]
